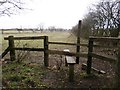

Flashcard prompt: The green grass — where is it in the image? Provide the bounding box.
[2,61,48,88]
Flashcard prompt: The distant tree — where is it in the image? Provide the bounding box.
[48,26,56,32]
[1,29,3,34]
[0,0,25,16]
[38,24,44,33]
[17,28,22,33]
[71,13,97,39]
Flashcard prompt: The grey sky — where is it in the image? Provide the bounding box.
[0,0,100,29]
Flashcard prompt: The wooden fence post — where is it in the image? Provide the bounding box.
[44,36,49,67]
[69,64,74,82]
[115,47,120,88]
[8,36,15,61]
[87,39,93,74]
[76,20,81,64]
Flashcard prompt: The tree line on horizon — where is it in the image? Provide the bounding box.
[72,0,120,39]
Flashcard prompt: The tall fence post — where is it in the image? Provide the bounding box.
[115,47,120,88]
[87,38,93,74]
[8,36,15,61]
[44,36,49,67]
[76,20,81,64]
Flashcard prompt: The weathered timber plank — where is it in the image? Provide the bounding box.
[63,49,70,66]
[49,42,88,47]
[1,47,10,58]
[15,48,44,51]
[48,42,76,46]
[82,63,106,74]
[48,50,87,57]
[92,44,119,48]
[90,52,116,63]
[89,36,120,42]
[4,36,45,40]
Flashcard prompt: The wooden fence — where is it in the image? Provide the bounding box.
[87,36,120,74]
[1,35,120,87]
[1,20,83,67]
[86,37,120,88]
[3,36,49,67]
[2,35,87,65]
[1,21,120,87]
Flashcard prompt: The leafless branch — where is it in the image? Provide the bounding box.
[0,0,25,16]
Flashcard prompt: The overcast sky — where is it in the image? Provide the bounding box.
[0,0,100,29]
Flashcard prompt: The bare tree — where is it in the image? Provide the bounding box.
[37,23,44,33]
[72,0,120,38]
[0,0,25,16]
[48,26,56,32]
[90,0,120,37]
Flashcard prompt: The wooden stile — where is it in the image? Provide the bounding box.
[64,49,76,82]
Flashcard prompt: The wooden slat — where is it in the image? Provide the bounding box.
[49,50,76,56]
[14,47,44,51]
[49,42,88,47]
[49,42,76,46]
[93,44,119,48]
[89,52,116,63]
[48,50,87,57]
[89,36,120,42]
[1,47,10,58]
[4,36,45,40]
[82,63,106,74]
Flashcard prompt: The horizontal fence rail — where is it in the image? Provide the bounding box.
[4,36,45,40]
[89,36,120,42]
[48,42,76,46]
[92,45,119,48]
[14,48,44,51]
[49,50,87,57]
[1,47,10,58]
[89,52,116,63]
[49,41,88,47]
